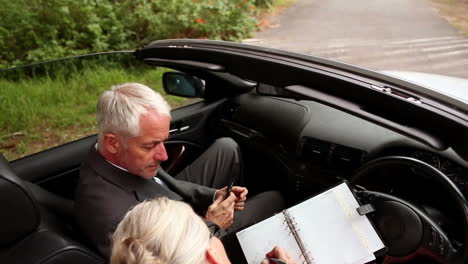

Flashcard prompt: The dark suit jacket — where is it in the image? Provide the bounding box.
[74,145,216,257]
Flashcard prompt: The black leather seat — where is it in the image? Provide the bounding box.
[0,154,104,264]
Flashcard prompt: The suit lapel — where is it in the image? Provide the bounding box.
[156,168,178,188]
[134,178,182,202]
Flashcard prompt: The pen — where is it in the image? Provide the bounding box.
[224,174,238,199]
[269,258,287,264]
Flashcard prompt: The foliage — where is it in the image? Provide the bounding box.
[0,0,264,68]
[254,0,275,7]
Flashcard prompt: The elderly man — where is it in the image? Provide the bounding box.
[74,83,285,257]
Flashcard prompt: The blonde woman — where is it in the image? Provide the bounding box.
[110,197,295,264]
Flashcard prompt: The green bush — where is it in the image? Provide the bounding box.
[254,0,274,7]
[0,0,262,68]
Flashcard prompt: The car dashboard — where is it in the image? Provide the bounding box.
[213,92,468,249]
[216,92,468,200]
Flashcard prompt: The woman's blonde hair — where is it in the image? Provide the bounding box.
[110,197,210,264]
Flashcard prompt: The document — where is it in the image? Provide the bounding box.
[236,182,385,264]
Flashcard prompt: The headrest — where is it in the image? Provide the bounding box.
[0,154,40,246]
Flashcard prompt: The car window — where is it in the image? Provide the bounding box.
[0,53,198,161]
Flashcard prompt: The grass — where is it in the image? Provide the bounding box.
[0,64,187,161]
[430,0,468,36]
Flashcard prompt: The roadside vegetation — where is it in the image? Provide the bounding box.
[0,0,295,161]
[430,0,468,36]
[0,0,282,68]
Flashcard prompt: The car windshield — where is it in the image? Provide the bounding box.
[243,0,468,107]
[384,71,468,105]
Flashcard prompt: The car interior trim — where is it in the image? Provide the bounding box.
[285,84,446,150]
[143,58,225,72]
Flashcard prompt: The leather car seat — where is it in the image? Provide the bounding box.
[0,154,104,264]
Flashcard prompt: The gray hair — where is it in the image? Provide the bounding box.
[97,83,171,147]
[110,198,210,264]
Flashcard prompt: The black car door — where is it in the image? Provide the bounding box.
[163,98,227,175]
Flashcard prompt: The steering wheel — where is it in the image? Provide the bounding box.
[350,156,468,264]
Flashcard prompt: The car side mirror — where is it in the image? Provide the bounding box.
[162,72,205,98]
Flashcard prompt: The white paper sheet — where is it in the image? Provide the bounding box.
[236,182,385,264]
[236,213,303,264]
[288,182,384,264]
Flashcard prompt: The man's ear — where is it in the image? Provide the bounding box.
[103,133,120,154]
[205,248,219,264]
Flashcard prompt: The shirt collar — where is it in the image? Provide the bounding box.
[95,143,129,172]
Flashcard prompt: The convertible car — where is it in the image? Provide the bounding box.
[1,39,468,264]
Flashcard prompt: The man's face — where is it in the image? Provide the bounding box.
[116,110,170,179]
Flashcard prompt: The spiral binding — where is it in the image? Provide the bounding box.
[282,210,314,264]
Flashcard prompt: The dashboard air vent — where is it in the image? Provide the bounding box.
[332,145,366,168]
[301,137,332,161]
[301,137,366,169]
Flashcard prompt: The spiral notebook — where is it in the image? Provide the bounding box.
[236,182,385,264]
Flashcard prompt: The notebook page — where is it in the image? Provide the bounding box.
[287,182,384,264]
[236,213,303,264]
[333,182,385,254]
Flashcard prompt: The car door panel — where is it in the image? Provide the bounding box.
[9,135,97,198]
[163,99,226,173]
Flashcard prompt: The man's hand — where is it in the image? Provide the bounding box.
[261,246,296,264]
[214,186,249,211]
[231,186,248,211]
[205,192,236,229]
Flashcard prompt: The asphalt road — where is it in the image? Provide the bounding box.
[244,0,468,79]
